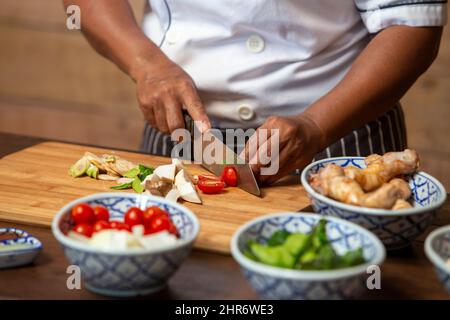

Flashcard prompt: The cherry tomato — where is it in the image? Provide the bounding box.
[109,221,120,229]
[143,226,155,235]
[71,203,95,225]
[221,166,238,187]
[110,221,131,232]
[142,206,169,226]
[124,207,144,227]
[117,223,131,232]
[93,206,110,222]
[150,216,172,233]
[93,220,110,233]
[168,223,179,237]
[73,223,93,237]
[197,179,225,194]
[198,174,223,182]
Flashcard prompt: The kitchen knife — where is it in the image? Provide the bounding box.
[198,131,261,197]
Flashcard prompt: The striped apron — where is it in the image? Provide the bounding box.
[140,105,407,165]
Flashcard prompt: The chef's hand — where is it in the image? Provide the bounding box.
[135,57,211,134]
[241,115,324,185]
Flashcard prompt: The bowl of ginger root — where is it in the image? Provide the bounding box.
[301,149,446,250]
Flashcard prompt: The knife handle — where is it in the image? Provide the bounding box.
[182,110,195,137]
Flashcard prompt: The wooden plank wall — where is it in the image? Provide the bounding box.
[0,0,145,150]
[0,1,449,189]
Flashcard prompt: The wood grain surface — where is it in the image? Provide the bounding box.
[0,141,309,253]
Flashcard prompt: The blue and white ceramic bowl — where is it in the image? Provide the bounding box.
[231,213,385,300]
[0,228,42,269]
[301,157,447,250]
[425,225,450,294]
[52,193,199,297]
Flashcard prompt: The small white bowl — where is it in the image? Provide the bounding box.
[231,212,386,300]
[0,228,42,269]
[301,157,447,249]
[52,193,199,297]
[424,225,450,293]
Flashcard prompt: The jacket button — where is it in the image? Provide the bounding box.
[246,35,265,53]
[237,105,255,121]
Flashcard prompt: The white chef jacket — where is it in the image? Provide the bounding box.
[142,0,447,129]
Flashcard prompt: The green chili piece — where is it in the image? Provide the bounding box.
[249,243,296,268]
[123,167,140,178]
[339,248,365,267]
[267,230,291,246]
[132,177,145,193]
[283,233,310,257]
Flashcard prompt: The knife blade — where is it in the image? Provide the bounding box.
[198,131,261,197]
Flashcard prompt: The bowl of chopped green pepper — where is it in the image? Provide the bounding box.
[231,213,385,300]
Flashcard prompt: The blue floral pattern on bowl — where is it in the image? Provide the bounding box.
[231,213,385,300]
[0,228,42,269]
[425,226,450,294]
[52,193,199,297]
[301,157,447,250]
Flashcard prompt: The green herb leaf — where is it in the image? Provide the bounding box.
[138,164,154,182]
[110,182,133,190]
[123,167,140,178]
[132,177,145,193]
[267,230,291,246]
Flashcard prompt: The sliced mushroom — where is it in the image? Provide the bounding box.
[178,182,202,204]
[117,177,134,184]
[84,152,107,172]
[172,158,185,173]
[112,159,137,176]
[145,180,173,196]
[154,164,176,182]
[165,188,181,202]
[146,188,163,197]
[175,169,192,186]
[140,173,159,187]
[103,162,122,177]
[98,174,119,181]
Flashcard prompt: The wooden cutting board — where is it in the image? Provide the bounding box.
[0,142,310,253]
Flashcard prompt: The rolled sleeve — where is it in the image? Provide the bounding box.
[355,0,448,33]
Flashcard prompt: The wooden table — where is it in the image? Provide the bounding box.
[0,132,448,300]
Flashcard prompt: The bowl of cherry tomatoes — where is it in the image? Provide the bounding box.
[52,192,199,297]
